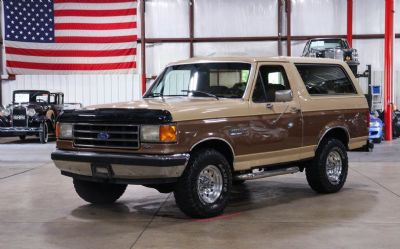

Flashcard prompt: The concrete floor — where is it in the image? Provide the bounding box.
[1,136,400,249]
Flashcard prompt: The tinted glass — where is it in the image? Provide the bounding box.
[252,65,291,103]
[145,63,251,99]
[13,92,49,103]
[309,39,342,49]
[296,64,356,95]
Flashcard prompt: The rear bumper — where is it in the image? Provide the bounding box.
[0,127,42,136]
[51,150,190,184]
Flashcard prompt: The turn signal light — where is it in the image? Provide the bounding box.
[160,125,177,142]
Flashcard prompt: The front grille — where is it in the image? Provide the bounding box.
[73,123,140,150]
[12,107,27,127]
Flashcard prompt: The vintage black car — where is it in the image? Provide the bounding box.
[0,90,65,143]
[302,38,360,75]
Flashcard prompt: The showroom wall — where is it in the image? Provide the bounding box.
[1,0,399,107]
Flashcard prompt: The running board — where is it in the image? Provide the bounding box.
[234,166,300,181]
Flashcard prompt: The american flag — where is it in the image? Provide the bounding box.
[3,0,137,74]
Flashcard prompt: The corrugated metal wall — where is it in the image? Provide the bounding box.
[1,74,141,107]
[1,0,399,108]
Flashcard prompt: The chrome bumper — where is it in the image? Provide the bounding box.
[51,150,190,184]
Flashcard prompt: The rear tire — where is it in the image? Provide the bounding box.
[39,122,48,144]
[73,179,127,204]
[306,139,348,193]
[174,149,232,218]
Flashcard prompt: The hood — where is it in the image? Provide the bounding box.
[86,97,250,122]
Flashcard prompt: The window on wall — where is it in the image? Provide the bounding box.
[252,65,291,103]
[295,64,357,95]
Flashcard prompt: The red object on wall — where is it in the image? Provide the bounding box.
[347,0,353,47]
[384,0,394,141]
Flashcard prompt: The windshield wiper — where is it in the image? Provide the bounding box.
[181,90,219,100]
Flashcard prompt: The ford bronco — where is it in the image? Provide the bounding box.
[51,57,369,218]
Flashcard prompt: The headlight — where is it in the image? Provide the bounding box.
[352,49,358,61]
[141,124,177,143]
[56,123,73,139]
[26,108,36,117]
[1,108,11,116]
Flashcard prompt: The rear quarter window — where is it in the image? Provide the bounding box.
[295,64,357,95]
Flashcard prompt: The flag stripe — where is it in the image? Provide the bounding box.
[6,68,136,75]
[55,22,137,30]
[7,61,136,71]
[6,47,136,57]
[54,2,136,10]
[54,8,137,17]
[55,35,137,43]
[55,0,136,3]
[5,40,135,50]
[7,54,135,64]
[55,15,136,24]
[55,28,136,37]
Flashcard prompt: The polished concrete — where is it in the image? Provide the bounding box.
[1,136,400,249]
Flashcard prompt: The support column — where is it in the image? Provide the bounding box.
[278,0,283,56]
[286,0,291,56]
[140,0,146,95]
[189,0,194,57]
[384,0,394,140]
[347,0,353,47]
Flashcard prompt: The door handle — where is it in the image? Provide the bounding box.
[266,103,273,109]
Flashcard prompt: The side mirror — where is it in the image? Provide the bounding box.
[275,90,293,102]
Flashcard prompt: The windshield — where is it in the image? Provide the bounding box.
[309,39,344,50]
[145,63,251,99]
[13,92,49,104]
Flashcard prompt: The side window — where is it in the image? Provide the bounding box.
[49,94,56,104]
[296,64,356,95]
[252,65,291,103]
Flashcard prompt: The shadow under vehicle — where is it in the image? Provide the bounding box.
[302,38,360,75]
[0,90,67,143]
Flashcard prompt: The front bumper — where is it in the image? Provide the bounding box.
[51,150,190,185]
[0,127,42,137]
[369,126,383,139]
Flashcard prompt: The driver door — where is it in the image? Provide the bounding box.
[247,63,303,167]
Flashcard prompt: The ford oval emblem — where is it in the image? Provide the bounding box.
[97,132,110,140]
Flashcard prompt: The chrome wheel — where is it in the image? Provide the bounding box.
[326,149,342,185]
[197,165,223,204]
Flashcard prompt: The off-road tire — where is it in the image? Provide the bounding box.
[39,122,48,144]
[73,179,127,204]
[174,149,232,218]
[306,139,348,193]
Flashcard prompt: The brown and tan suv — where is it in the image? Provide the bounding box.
[51,57,369,218]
